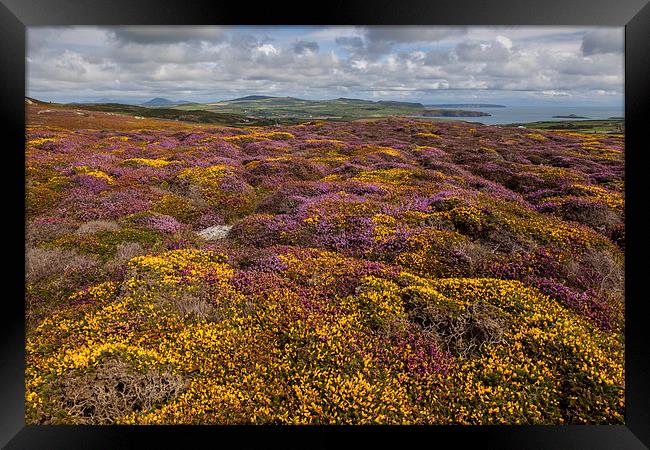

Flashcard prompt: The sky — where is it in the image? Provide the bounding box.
[26,26,624,107]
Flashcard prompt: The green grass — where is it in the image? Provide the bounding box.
[172,97,490,120]
[506,119,624,134]
[68,103,296,127]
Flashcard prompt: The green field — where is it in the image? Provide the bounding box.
[67,103,288,127]
[507,119,624,134]
[171,96,490,120]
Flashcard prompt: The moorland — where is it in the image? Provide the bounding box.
[67,95,491,122]
[25,100,624,424]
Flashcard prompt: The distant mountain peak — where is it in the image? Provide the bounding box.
[141,98,189,106]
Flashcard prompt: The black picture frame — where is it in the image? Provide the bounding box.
[1,1,648,448]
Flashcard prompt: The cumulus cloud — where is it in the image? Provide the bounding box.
[335,36,367,56]
[293,41,319,54]
[455,39,512,62]
[110,26,226,44]
[581,28,624,55]
[254,44,279,57]
[335,26,466,58]
[495,35,513,50]
[364,26,467,44]
[26,26,624,104]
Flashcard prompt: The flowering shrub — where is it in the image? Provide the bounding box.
[177,165,256,219]
[121,158,174,168]
[25,110,624,424]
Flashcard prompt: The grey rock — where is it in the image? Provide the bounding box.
[197,225,232,240]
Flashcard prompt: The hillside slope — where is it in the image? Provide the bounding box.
[173,96,491,120]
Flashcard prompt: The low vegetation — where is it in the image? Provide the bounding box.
[25,105,624,424]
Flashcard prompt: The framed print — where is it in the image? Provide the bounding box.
[1,0,649,447]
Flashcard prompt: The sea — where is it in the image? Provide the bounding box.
[419,106,624,125]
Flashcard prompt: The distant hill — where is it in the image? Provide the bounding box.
[335,97,374,103]
[26,95,489,123]
[377,100,424,108]
[228,95,278,102]
[95,97,134,104]
[66,102,286,127]
[173,96,491,120]
[57,98,145,105]
[141,97,190,106]
[426,103,506,108]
